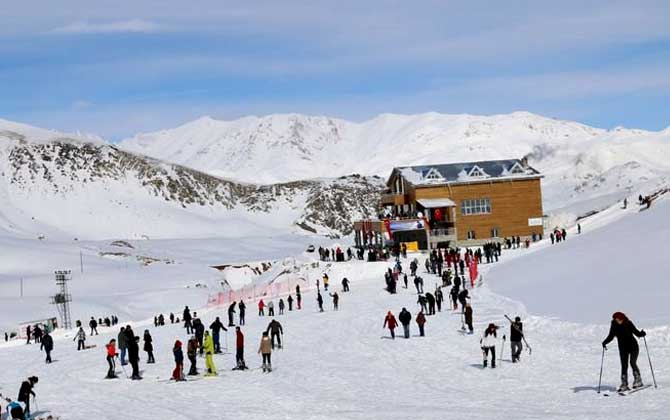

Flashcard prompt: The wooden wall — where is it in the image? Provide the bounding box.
[411,178,543,241]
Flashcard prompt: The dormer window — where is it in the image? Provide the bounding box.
[509,162,526,175]
[423,168,444,182]
[467,165,487,178]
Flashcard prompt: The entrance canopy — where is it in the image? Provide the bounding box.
[417,198,456,208]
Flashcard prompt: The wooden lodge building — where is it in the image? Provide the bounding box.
[354,158,544,250]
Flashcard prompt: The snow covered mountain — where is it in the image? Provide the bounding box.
[0,119,383,240]
[120,112,670,211]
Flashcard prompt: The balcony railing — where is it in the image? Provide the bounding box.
[430,227,457,238]
[381,193,407,206]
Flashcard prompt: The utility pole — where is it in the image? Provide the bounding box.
[80,250,84,274]
[20,278,23,298]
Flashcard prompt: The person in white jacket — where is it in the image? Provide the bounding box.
[480,323,498,368]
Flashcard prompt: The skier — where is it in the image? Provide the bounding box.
[170,313,175,324]
[183,306,193,334]
[172,340,185,381]
[105,338,118,379]
[118,327,128,365]
[187,336,199,375]
[417,294,427,313]
[399,308,412,339]
[330,292,339,310]
[17,376,38,417]
[287,294,294,311]
[602,311,647,391]
[143,330,155,363]
[435,288,444,312]
[258,331,273,372]
[234,327,247,370]
[510,316,524,363]
[383,311,398,339]
[203,331,217,376]
[480,323,498,368]
[450,286,459,310]
[413,276,422,294]
[238,300,246,325]
[268,301,275,317]
[416,311,426,337]
[209,316,227,354]
[125,326,142,380]
[73,326,86,351]
[88,317,98,335]
[278,299,285,315]
[317,292,324,312]
[464,303,474,334]
[194,319,205,355]
[266,319,283,349]
[342,277,350,292]
[425,292,436,315]
[228,302,237,326]
[40,331,53,363]
[258,299,265,316]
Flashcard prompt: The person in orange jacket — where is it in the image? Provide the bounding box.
[105,339,118,379]
[383,311,398,339]
[258,299,265,316]
[416,311,427,337]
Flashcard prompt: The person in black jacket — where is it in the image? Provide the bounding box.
[194,319,205,356]
[210,317,227,354]
[40,332,54,363]
[183,306,193,334]
[238,300,246,325]
[18,376,38,416]
[398,308,412,339]
[265,319,283,349]
[602,312,646,391]
[510,316,523,363]
[143,330,155,363]
[124,326,142,380]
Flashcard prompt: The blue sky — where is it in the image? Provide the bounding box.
[1,0,669,140]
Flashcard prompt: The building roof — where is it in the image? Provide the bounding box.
[391,158,541,187]
[417,198,457,208]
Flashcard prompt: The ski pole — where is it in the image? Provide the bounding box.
[597,346,605,394]
[118,357,130,379]
[33,395,39,413]
[643,336,658,388]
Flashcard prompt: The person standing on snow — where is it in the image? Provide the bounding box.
[458,289,470,311]
[118,327,128,365]
[278,299,285,315]
[17,376,38,417]
[143,330,155,364]
[464,303,474,334]
[330,292,339,310]
[416,311,426,337]
[317,292,324,312]
[40,331,54,363]
[73,326,86,350]
[480,323,498,368]
[125,326,142,380]
[209,316,227,354]
[399,308,412,339]
[265,319,284,349]
[602,312,647,391]
[342,277,350,292]
[510,316,524,363]
[238,300,246,325]
[268,301,275,317]
[194,319,205,356]
[203,331,217,376]
[227,302,237,326]
[287,294,294,311]
[234,327,247,370]
[172,340,185,381]
[425,292,436,315]
[258,299,265,316]
[383,311,398,339]
[417,294,427,313]
[105,339,118,379]
[435,288,444,312]
[297,291,302,310]
[258,331,273,372]
[187,336,199,375]
[183,306,193,334]
[89,317,99,335]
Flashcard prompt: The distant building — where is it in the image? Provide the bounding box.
[354,158,544,249]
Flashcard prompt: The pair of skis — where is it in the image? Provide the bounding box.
[504,314,532,354]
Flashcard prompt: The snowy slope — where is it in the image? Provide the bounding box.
[120,112,670,210]
[0,120,383,240]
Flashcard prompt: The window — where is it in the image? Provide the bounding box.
[423,168,444,182]
[509,162,526,175]
[467,165,488,178]
[461,198,491,215]
[467,230,476,240]
[491,227,499,238]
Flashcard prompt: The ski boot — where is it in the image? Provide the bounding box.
[632,371,644,389]
[483,359,488,368]
[267,363,272,372]
[262,362,267,372]
[617,374,630,392]
[491,360,496,369]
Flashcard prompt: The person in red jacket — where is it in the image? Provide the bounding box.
[234,326,247,370]
[105,339,118,379]
[258,299,265,316]
[172,340,184,381]
[383,311,398,339]
[416,311,427,337]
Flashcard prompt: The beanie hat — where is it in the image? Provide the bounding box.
[612,312,626,321]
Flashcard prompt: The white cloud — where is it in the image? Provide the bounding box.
[51,19,162,34]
